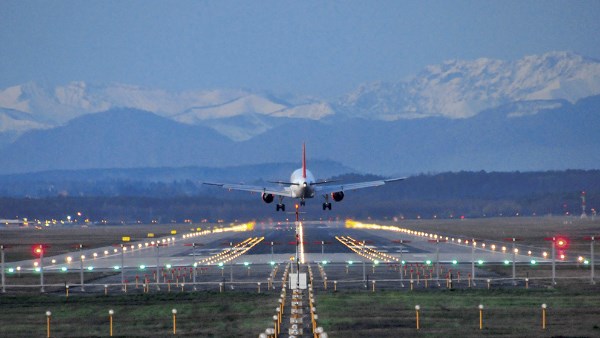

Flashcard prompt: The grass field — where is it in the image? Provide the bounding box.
[317,287,600,337]
[1,287,599,337]
[0,292,274,337]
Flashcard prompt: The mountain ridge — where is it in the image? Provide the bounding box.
[1,51,599,142]
[0,95,598,175]
[0,51,599,175]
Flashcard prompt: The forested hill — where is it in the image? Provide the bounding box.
[0,170,598,222]
[364,170,600,200]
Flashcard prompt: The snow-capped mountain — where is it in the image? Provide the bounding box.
[1,96,598,175]
[0,107,51,147]
[0,51,599,143]
[171,95,334,140]
[0,108,49,133]
[0,82,334,140]
[338,51,600,119]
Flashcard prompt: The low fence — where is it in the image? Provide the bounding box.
[1,261,599,294]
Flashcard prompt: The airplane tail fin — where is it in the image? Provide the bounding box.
[302,143,307,178]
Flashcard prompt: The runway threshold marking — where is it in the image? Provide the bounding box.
[196,237,264,265]
[335,236,399,263]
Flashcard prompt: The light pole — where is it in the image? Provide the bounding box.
[592,236,596,284]
[184,242,199,290]
[120,244,125,288]
[39,245,45,293]
[503,238,521,286]
[512,240,516,285]
[471,241,476,286]
[1,245,6,293]
[585,236,596,284]
[192,244,197,290]
[551,238,556,285]
[399,246,404,284]
[436,241,440,282]
[79,244,85,292]
[229,242,234,285]
[362,241,367,288]
[120,237,131,289]
[393,239,411,287]
[156,243,161,288]
[295,206,300,289]
[428,239,446,285]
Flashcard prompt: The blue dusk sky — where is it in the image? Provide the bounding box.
[1,0,599,98]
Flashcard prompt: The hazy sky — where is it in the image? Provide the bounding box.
[1,0,599,98]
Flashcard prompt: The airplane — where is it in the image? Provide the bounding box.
[204,143,405,211]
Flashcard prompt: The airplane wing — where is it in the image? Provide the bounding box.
[314,177,406,195]
[203,182,294,197]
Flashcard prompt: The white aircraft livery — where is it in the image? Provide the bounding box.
[204,143,405,211]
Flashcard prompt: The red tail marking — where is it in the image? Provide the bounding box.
[302,143,307,178]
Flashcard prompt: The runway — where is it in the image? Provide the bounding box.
[9,220,549,273]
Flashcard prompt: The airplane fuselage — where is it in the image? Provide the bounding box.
[289,168,316,199]
[203,143,404,211]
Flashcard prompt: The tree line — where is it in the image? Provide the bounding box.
[0,170,597,222]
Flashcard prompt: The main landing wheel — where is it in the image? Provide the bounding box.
[276,204,286,212]
[322,203,332,210]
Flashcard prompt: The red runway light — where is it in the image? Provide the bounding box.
[555,237,569,249]
[32,245,45,256]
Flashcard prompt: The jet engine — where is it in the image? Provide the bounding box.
[262,193,274,204]
[331,191,344,202]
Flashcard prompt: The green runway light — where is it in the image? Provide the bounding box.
[504,260,510,265]
[373,260,379,265]
[87,266,94,271]
[322,260,328,265]
[270,261,275,266]
[401,260,406,265]
[61,267,68,272]
[8,268,14,273]
[425,260,431,265]
[113,266,120,270]
[478,260,484,265]
[139,265,146,270]
[452,259,458,265]
[34,267,41,273]
[530,260,537,265]
[244,262,249,266]
[218,262,224,267]
[166,264,172,269]
[348,261,353,265]
[584,260,590,265]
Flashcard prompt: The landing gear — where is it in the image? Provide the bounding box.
[276,196,285,212]
[322,194,332,210]
[300,199,306,206]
